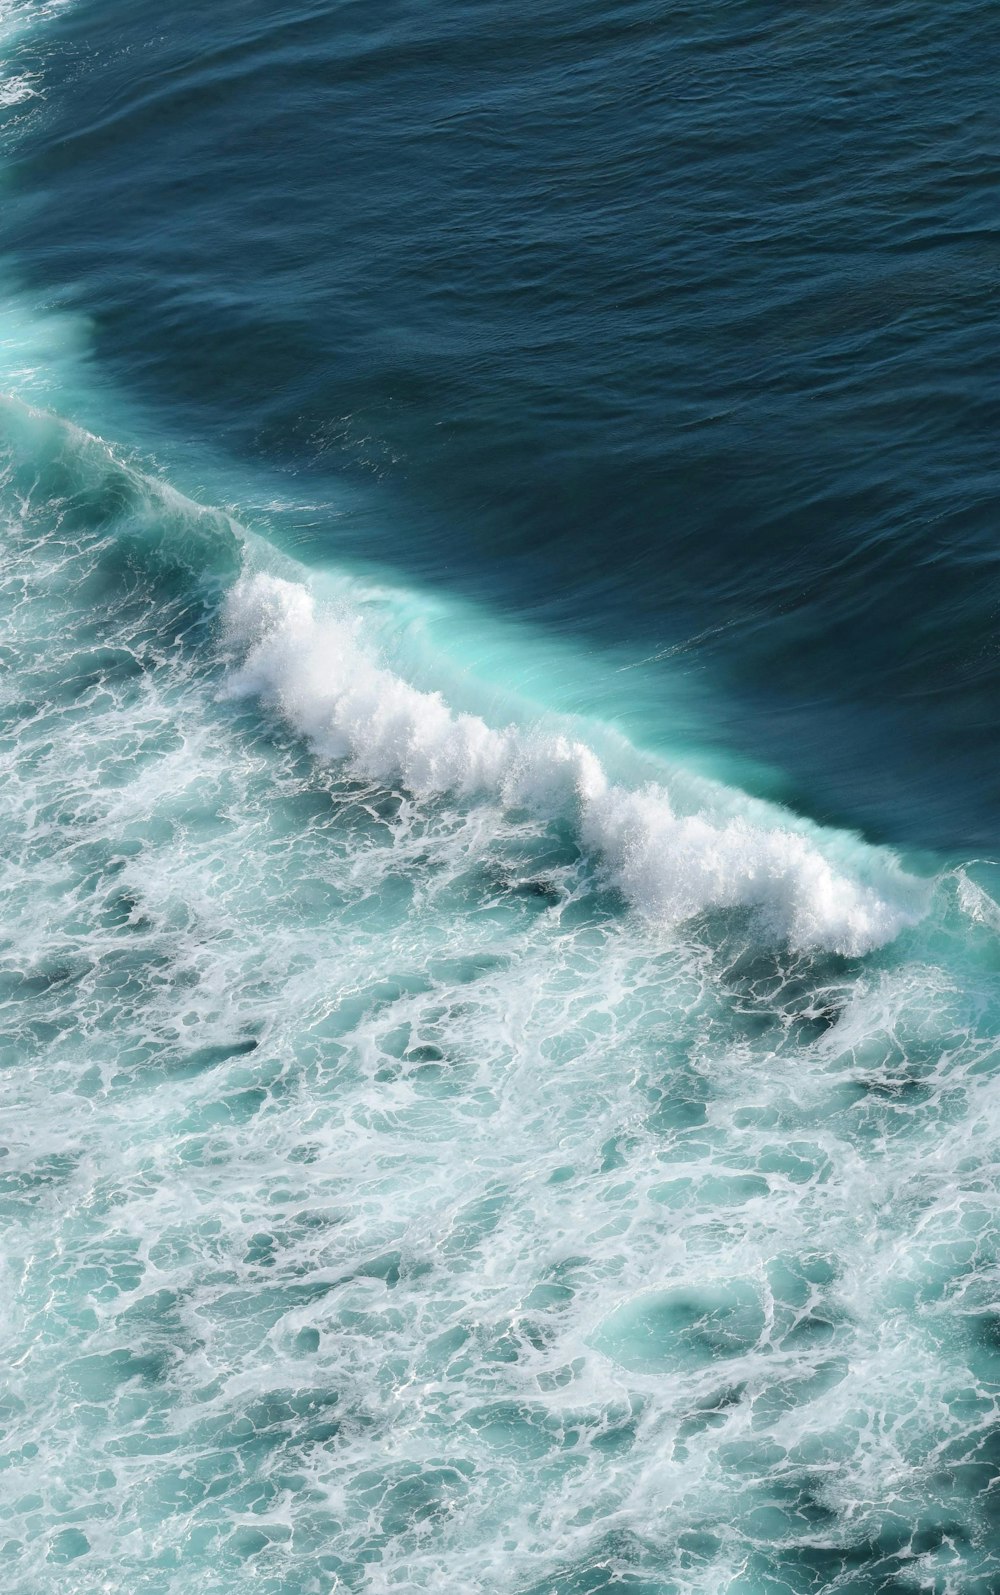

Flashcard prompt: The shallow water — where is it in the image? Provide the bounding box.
[2,3,1000,1592]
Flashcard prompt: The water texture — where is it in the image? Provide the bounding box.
[2,2,1000,1592]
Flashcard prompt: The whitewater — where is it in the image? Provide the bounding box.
[4,4,1000,1594]
[6,360,1000,1595]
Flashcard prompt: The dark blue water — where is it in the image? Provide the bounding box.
[6,0,999,846]
[3,2,1000,1592]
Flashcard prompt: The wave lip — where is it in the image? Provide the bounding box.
[222,572,929,956]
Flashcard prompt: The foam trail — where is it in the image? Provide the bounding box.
[223,572,928,955]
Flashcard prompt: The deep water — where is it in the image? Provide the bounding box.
[2,2,1000,1592]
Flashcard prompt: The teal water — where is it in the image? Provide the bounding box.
[3,3,1000,1592]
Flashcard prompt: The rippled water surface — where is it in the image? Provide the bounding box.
[2,2,1000,1591]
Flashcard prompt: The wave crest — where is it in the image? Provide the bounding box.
[222,572,928,955]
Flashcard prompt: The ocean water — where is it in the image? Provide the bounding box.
[2,3,1000,1592]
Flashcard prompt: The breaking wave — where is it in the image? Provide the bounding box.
[223,571,928,956]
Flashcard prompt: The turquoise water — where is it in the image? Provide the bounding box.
[3,3,1000,1592]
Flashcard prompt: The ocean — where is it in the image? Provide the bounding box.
[2,1,999,1591]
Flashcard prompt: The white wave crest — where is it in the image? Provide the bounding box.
[222,572,928,955]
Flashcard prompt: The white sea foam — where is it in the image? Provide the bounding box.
[4,398,996,1595]
[0,69,37,105]
[954,866,1000,932]
[222,572,928,955]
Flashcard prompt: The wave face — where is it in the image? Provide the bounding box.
[4,0,1000,1592]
